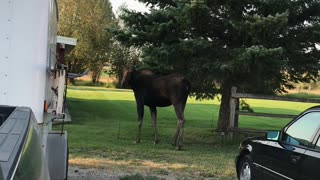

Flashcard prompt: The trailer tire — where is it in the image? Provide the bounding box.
[65,146,69,180]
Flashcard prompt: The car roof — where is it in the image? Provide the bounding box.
[306,105,320,112]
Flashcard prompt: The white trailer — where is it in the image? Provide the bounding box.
[0,0,75,179]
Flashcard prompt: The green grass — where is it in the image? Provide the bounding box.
[58,87,319,179]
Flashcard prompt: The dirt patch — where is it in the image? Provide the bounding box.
[69,158,188,170]
[68,158,189,180]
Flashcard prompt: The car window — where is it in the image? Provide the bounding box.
[316,136,320,150]
[282,112,320,148]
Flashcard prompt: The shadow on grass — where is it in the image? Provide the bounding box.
[64,95,303,152]
[66,94,310,144]
[66,96,304,131]
[65,97,223,145]
[66,97,219,124]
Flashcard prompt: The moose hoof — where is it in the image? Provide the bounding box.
[175,146,183,151]
[135,140,141,144]
[154,140,159,145]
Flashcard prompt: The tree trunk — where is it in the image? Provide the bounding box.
[91,70,101,84]
[217,83,232,132]
[91,71,97,84]
[234,98,239,128]
[91,66,104,84]
[69,78,75,85]
[116,69,123,88]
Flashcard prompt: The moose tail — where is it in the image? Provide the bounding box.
[183,78,191,95]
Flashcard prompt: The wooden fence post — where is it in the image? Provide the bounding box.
[235,98,239,128]
[229,87,237,134]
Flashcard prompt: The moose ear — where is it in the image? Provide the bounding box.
[121,68,132,88]
[132,67,137,73]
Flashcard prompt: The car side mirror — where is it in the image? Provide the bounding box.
[266,131,280,141]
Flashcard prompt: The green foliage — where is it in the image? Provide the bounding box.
[107,42,141,87]
[58,0,117,83]
[240,99,254,113]
[113,0,320,130]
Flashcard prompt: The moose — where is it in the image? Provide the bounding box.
[121,68,190,150]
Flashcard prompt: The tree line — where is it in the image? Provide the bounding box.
[58,0,139,84]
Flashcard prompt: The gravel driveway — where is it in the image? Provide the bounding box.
[68,165,236,180]
[68,166,128,180]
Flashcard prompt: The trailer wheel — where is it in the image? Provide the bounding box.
[65,146,69,180]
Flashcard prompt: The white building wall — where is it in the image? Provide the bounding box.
[0,0,53,123]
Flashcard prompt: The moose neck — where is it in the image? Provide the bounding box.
[129,70,156,91]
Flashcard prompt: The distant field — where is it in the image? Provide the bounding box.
[58,86,319,179]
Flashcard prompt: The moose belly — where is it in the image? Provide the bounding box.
[144,97,172,107]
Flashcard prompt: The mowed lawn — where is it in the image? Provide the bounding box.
[59,86,319,179]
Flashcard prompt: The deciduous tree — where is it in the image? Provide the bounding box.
[58,0,116,83]
[108,42,141,87]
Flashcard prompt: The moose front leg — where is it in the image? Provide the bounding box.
[136,103,144,144]
[150,106,159,144]
[177,119,185,150]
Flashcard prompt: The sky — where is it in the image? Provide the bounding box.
[109,0,149,15]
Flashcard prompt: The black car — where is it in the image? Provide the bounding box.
[235,106,320,180]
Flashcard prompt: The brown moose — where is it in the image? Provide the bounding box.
[121,68,190,150]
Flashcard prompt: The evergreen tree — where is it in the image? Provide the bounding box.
[113,0,320,131]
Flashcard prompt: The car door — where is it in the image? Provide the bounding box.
[260,111,320,180]
[256,140,304,180]
[296,131,320,180]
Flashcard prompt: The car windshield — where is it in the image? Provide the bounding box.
[282,111,320,148]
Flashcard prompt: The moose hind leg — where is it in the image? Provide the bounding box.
[173,104,185,150]
[150,107,159,144]
[172,121,180,146]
